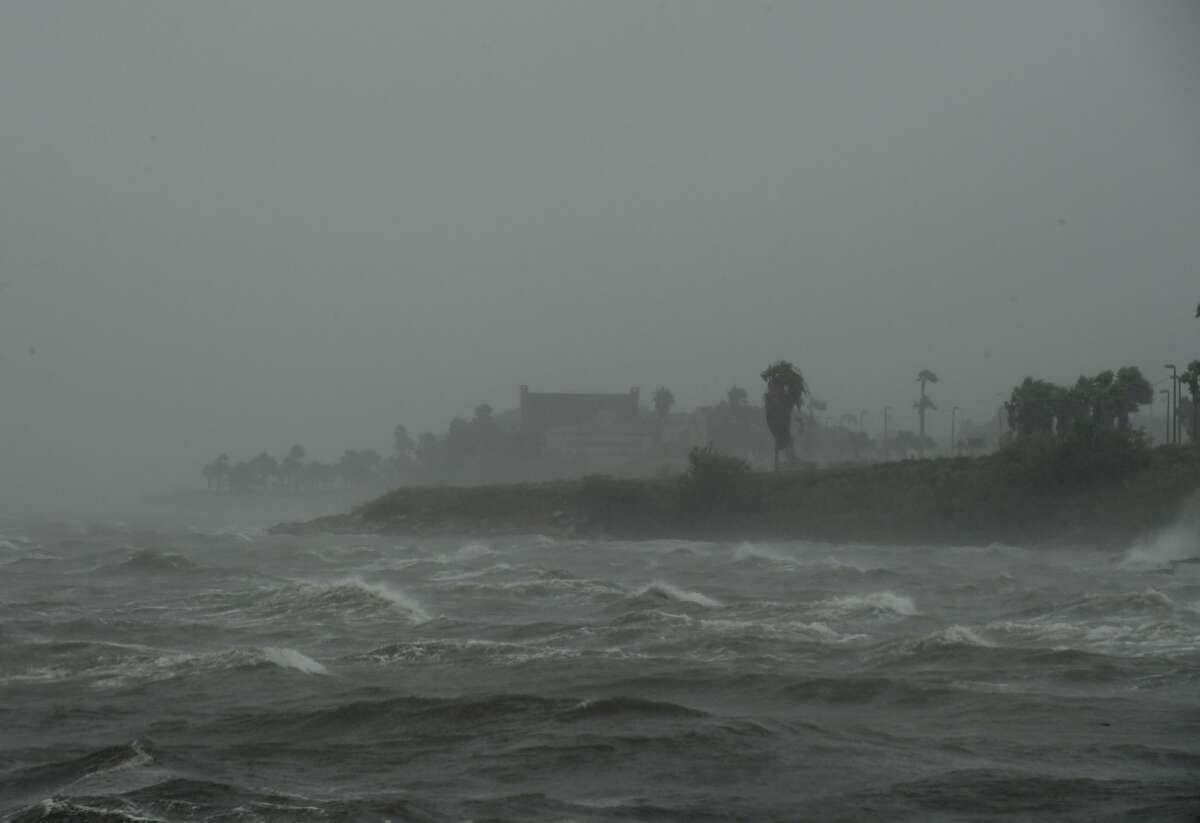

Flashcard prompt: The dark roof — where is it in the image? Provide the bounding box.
[519,386,640,434]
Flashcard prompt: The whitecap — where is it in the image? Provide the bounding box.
[334,577,432,622]
[633,581,722,608]
[810,591,918,619]
[731,542,793,565]
[262,647,328,675]
[1120,524,1200,570]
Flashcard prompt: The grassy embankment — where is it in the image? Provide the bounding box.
[274,444,1200,547]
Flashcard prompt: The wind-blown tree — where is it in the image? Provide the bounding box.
[653,386,675,419]
[1182,362,1200,442]
[228,460,256,494]
[1006,366,1153,444]
[1005,378,1061,437]
[760,360,808,469]
[914,369,939,456]
[280,444,307,492]
[337,449,382,488]
[248,452,279,491]
[202,453,230,491]
[386,425,416,484]
[393,425,415,460]
[416,432,440,477]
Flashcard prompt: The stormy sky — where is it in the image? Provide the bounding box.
[1,1,1197,506]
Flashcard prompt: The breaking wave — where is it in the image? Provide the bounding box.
[105,549,199,574]
[255,578,430,623]
[810,591,918,620]
[1120,523,1200,570]
[632,581,722,608]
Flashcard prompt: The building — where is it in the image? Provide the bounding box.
[518,385,653,469]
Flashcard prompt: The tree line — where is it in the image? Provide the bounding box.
[204,358,1174,494]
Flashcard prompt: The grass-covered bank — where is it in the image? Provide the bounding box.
[272,445,1200,547]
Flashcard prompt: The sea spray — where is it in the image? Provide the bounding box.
[262,647,328,675]
[811,591,918,619]
[1120,524,1199,571]
[634,581,723,608]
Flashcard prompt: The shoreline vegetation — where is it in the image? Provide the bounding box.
[265,361,1198,546]
[271,443,1200,548]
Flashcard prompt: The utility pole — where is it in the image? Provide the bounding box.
[951,406,960,456]
[1160,389,1171,445]
[883,405,891,462]
[1166,364,1178,444]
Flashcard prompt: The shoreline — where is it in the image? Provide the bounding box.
[270,448,1200,548]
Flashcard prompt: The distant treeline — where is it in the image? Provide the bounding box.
[204,361,1178,495]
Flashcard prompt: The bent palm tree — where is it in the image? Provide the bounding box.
[915,369,939,456]
[761,360,808,470]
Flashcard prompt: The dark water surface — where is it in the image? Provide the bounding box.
[1,515,1198,821]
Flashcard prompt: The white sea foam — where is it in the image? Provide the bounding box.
[28,799,166,823]
[634,581,722,608]
[262,647,328,675]
[1120,523,1200,570]
[811,591,918,619]
[453,541,494,560]
[890,625,994,658]
[335,577,432,622]
[731,542,793,565]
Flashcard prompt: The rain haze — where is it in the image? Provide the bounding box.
[3,5,1200,821]
[1,1,1197,509]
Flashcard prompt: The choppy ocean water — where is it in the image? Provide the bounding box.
[1,515,1198,821]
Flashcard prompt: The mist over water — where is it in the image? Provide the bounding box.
[1,2,1199,819]
[2,516,1197,821]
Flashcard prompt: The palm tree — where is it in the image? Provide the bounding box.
[760,360,808,470]
[248,452,279,492]
[280,444,306,492]
[202,453,230,491]
[1183,361,1200,442]
[654,386,676,418]
[914,369,939,456]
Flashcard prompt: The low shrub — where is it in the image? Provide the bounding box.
[576,474,668,534]
[676,446,761,528]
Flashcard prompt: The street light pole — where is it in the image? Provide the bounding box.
[1160,389,1171,445]
[883,405,891,462]
[1166,364,1178,444]
[951,406,960,456]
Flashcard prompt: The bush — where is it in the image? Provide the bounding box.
[996,427,1151,492]
[677,446,761,527]
[576,474,668,534]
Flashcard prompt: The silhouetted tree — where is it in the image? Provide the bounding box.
[1183,362,1200,442]
[280,444,306,491]
[202,453,230,491]
[386,425,416,484]
[1006,378,1061,437]
[338,449,382,487]
[249,452,279,491]
[914,369,938,456]
[760,360,808,469]
[1007,366,1153,446]
[416,432,440,476]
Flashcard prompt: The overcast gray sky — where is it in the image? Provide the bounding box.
[1,1,1198,506]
